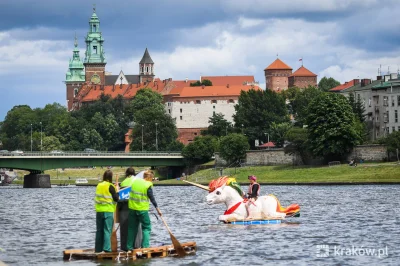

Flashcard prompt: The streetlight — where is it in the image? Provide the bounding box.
[264,133,270,150]
[30,124,33,152]
[40,122,42,151]
[141,124,144,152]
[155,122,158,151]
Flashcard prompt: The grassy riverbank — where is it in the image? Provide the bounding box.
[160,162,400,185]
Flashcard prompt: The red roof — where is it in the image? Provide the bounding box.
[201,76,255,86]
[177,84,261,98]
[258,142,276,148]
[290,66,316,77]
[329,79,357,92]
[264,59,292,71]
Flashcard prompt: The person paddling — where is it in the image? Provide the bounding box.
[126,170,162,250]
[120,167,136,188]
[94,170,119,253]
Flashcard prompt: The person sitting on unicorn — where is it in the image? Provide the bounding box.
[246,175,260,200]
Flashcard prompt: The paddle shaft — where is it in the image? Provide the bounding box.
[158,211,186,257]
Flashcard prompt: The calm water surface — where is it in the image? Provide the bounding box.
[0,185,399,266]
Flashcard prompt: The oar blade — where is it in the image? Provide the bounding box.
[170,233,186,257]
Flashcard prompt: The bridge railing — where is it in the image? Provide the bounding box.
[1,151,183,157]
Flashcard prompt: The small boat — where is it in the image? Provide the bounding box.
[75,178,88,185]
[63,241,196,261]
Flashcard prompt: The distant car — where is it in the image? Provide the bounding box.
[84,148,96,153]
[50,150,64,154]
[10,150,24,156]
[0,150,9,155]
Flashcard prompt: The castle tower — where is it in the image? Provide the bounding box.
[264,58,292,92]
[139,48,155,83]
[84,7,106,85]
[65,34,85,111]
[288,66,317,89]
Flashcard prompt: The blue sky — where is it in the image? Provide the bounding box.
[1,0,400,120]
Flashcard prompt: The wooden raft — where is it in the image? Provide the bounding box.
[63,241,196,261]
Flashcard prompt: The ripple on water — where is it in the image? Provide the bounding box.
[0,185,399,265]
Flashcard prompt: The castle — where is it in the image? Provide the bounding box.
[65,8,317,145]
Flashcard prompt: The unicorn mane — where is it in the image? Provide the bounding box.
[208,176,243,196]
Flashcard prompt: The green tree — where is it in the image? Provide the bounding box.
[283,86,322,126]
[284,127,309,164]
[190,79,213,87]
[382,131,400,159]
[305,93,362,161]
[348,93,366,123]
[219,133,249,164]
[201,113,233,137]
[234,89,289,148]
[270,122,292,148]
[82,128,104,150]
[318,77,340,92]
[42,135,63,151]
[129,89,178,151]
[182,136,218,166]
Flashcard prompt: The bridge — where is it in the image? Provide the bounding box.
[0,151,184,188]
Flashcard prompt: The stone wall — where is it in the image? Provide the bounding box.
[347,145,388,161]
[215,145,388,166]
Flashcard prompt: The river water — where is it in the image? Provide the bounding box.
[0,185,399,266]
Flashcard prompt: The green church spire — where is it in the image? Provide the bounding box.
[66,33,85,82]
[84,6,106,64]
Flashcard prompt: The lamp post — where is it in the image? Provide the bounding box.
[40,122,42,151]
[155,122,158,151]
[265,133,270,150]
[141,124,144,152]
[30,124,33,152]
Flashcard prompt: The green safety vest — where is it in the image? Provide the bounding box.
[94,181,116,213]
[120,176,135,188]
[128,178,153,211]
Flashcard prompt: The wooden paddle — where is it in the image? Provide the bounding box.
[182,180,210,191]
[159,213,186,257]
[111,174,119,252]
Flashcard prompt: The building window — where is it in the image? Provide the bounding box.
[213,111,215,115]
[93,24,97,32]
[196,100,201,104]
[392,96,395,107]
[213,106,215,109]
[194,133,197,136]
[146,66,149,73]
[74,88,78,97]
[368,98,371,107]
[180,116,182,120]
[212,100,217,104]
[93,46,97,54]
[180,108,182,113]
[168,109,171,114]
[392,127,395,132]
[141,66,144,73]
[383,96,388,106]
[228,99,234,103]
[395,110,398,123]
[398,95,400,106]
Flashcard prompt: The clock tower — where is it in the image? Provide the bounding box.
[84,7,106,85]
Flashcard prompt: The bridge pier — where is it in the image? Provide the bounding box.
[23,173,51,188]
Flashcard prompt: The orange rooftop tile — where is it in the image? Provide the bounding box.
[201,76,255,86]
[290,66,316,77]
[264,58,292,70]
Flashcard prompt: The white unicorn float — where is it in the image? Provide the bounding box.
[185,176,300,225]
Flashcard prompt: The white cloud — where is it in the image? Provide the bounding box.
[220,0,386,14]
[0,28,71,76]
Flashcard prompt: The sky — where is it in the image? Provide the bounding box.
[1,0,400,120]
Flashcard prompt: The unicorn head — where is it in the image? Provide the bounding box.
[206,177,243,205]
